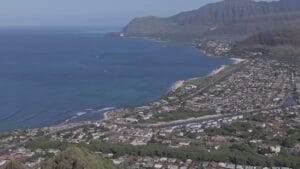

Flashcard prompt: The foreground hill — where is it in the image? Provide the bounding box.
[0,147,119,169]
[0,159,26,169]
[122,0,300,41]
[41,147,119,169]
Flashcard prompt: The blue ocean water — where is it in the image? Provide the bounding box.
[0,27,231,131]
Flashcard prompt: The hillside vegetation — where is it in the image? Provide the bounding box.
[41,147,119,169]
[237,28,300,47]
[0,159,27,169]
[0,147,119,169]
[232,27,300,62]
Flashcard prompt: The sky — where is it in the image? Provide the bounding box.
[0,0,222,27]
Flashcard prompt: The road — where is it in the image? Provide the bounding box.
[114,105,282,129]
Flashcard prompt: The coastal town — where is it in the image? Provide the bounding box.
[2,0,300,167]
[0,38,299,169]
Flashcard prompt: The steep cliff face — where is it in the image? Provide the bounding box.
[275,0,300,12]
[122,0,300,41]
[123,16,177,35]
[170,0,277,25]
[122,16,209,41]
[204,11,300,40]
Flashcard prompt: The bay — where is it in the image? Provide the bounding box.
[0,27,231,131]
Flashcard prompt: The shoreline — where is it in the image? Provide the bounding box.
[0,36,244,131]
[231,57,246,64]
[209,65,227,76]
[207,58,244,77]
[0,56,240,131]
[78,57,244,121]
[170,57,242,93]
[170,80,185,92]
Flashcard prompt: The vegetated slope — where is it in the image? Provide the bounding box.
[237,28,300,47]
[0,159,27,169]
[169,0,298,25]
[232,27,300,61]
[203,11,300,40]
[41,147,119,169]
[122,0,300,41]
[0,147,119,169]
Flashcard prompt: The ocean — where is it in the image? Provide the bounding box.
[0,27,231,131]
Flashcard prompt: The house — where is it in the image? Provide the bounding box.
[125,118,138,123]
[168,158,177,163]
[144,162,154,168]
[154,164,163,169]
[168,165,179,169]
[160,157,168,162]
[179,142,190,146]
[270,145,281,154]
[48,149,61,155]
[131,139,147,146]
[112,159,122,165]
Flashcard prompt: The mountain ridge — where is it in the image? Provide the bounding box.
[122,0,300,41]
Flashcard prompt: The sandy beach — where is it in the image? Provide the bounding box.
[209,65,227,76]
[171,80,185,91]
[231,58,246,64]
[105,57,245,120]
[103,111,109,120]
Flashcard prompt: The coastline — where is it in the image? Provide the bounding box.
[209,65,227,76]
[169,57,239,96]
[103,110,111,120]
[231,58,246,64]
[0,34,243,130]
[207,58,244,76]
[101,40,240,121]
[0,56,243,133]
[170,80,185,92]
[102,56,244,121]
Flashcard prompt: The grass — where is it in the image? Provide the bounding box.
[26,137,69,151]
[185,63,242,88]
[145,109,216,123]
[25,138,119,169]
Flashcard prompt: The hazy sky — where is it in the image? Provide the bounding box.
[0,0,222,27]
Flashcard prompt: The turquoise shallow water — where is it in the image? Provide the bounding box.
[0,28,231,131]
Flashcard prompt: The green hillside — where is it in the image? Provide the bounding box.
[232,27,300,62]
[41,147,119,169]
[237,28,300,47]
[0,159,27,169]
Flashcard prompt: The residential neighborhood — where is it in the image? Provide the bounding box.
[0,51,299,168]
